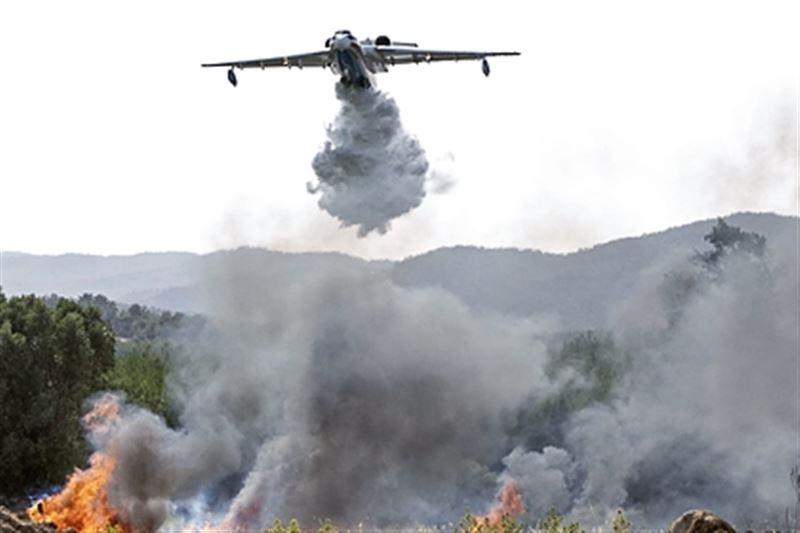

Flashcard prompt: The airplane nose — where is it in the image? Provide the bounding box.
[333,37,350,50]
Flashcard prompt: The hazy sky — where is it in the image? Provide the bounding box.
[1,0,797,258]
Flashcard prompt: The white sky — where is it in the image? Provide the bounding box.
[0,0,797,259]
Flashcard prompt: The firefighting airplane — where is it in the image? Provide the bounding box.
[202,30,520,88]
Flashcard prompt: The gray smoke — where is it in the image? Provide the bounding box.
[94,263,550,529]
[86,396,243,530]
[195,271,550,527]
[501,228,798,528]
[86,220,796,529]
[308,83,429,236]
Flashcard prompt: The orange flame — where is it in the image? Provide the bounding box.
[472,480,525,531]
[24,393,523,533]
[27,452,128,532]
[82,393,120,433]
[27,395,130,532]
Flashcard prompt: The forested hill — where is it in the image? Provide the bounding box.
[391,211,797,328]
[2,212,796,330]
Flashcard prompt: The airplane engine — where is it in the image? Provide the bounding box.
[375,35,391,46]
[227,67,238,87]
[481,58,490,77]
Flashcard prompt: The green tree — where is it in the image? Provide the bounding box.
[514,331,628,448]
[664,219,769,326]
[541,508,581,533]
[499,513,524,533]
[457,511,478,533]
[696,218,766,269]
[287,518,302,533]
[0,294,115,496]
[318,518,338,533]
[73,293,205,344]
[107,342,171,421]
[266,519,287,533]
[611,509,631,533]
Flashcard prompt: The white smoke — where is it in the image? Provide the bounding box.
[308,83,429,236]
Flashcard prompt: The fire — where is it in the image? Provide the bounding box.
[27,452,128,532]
[23,392,526,532]
[472,480,525,531]
[82,394,120,433]
[27,394,130,532]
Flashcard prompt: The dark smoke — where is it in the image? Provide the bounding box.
[308,83,429,236]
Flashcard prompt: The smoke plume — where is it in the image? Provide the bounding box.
[76,219,796,529]
[85,396,242,530]
[91,262,551,529]
[501,226,798,528]
[308,83,429,236]
[189,271,549,527]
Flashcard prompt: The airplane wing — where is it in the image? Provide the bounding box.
[375,47,520,65]
[202,50,331,69]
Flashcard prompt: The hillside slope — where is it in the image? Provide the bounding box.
[2,212,795,329]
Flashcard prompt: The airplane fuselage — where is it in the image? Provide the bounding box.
[202,30,520,89]
[328,32,376,88]
[333,47,372,88]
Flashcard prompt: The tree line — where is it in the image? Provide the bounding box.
[0,294,188,499]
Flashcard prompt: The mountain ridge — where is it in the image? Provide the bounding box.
[3,212,796,330]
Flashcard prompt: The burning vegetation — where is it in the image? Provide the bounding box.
[26,453,124,532]
[20,394,531,532]
[1,218,797,530]
[464,481,526,533]
[26,395,127,531]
